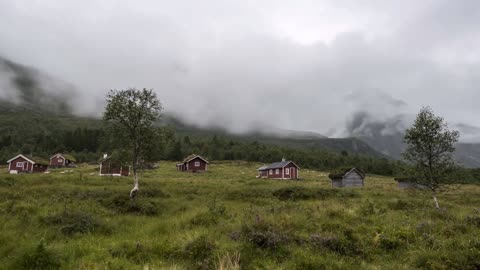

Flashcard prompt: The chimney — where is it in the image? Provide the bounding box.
[103,153,108,159]
[282,157,286,162]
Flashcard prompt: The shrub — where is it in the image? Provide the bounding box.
[273,187,356,201]
[309,230,362,256]
[465,209,480,227]
[15,241,61,270]
[184,235,216,270]
[373,233,403,251]
[0,177,16,187]
[99,194,159,216]
[388,199,416,211]
[109,241,151,264]
[241,216,290,250]
[41,211,112,236]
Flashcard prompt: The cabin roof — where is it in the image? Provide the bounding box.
[51,153,77,162]
[7,154,49,165]
[328,167,365,180]
[182,154,209,164]
[257,165,268,171]
[261,160,299,170]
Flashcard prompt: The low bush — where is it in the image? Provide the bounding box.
[183,235,217,270]
[388,199,416,211]
[310,230,362,256]
[41,211,112,236]
[14,241,61,270]
[98,194,159,216]
[465,209,480,227]
[241,216,290,251]
[109,241,152,265]
[272,187,357,201]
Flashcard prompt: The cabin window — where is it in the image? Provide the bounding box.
[16,162,23,168]
[275,169,279,174]
[194,161,200,167]
[269,169,273,175]
[285,168,290,175]
[58,159,63,162]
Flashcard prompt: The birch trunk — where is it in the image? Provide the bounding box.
[433,195,440,209]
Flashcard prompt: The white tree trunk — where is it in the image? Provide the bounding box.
[130,169,139,198]
[433,195,440,209]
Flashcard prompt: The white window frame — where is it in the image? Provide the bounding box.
[275,169,279,174]
[16,162,23,168]
[194,161,200,167]
[285,168,290,175]
[269,169,273,175]
[58,158,63,163]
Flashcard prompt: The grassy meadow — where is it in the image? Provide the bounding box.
[0,161,479,269]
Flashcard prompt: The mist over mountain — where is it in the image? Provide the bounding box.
[344,111,480,167]
[0,56,75,114]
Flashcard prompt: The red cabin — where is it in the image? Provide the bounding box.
[7,154,49,174]
[176,154,209,173]
[257,159,300,180]
[98,154,130,176]
[49,153,77,168]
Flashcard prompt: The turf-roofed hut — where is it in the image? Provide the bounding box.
[7,154,49,174]
[329,167,365,187]
[257,158,300,179]
[98,154,130,176]
[176,154,209,173]
[49,153,77,168]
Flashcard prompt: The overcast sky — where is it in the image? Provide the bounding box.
[0,0,479,139]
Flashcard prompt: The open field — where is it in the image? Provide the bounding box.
[0,162,479,269]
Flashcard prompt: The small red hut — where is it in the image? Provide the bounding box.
[257,159,300,180]
[176,154,209,173]
[98,154,130,176]
[7,154,49,174]
[49,153,76,168]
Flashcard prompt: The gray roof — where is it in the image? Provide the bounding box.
[257,165,268,171]
[260,160,299,170]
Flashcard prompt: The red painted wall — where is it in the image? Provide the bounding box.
[185,157,207,172]
[32,164,48,173]
[284,163,298,179]
[100,160,129,176]
[263,162,299,179]
[50,155,65,167]
[9,157,33,173]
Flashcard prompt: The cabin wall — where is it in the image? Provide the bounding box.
[284,163,298,179]
[9,157,33,173]
[342,171,364,187]
[186,157,207,172]
[267,168,284,179]
[100,160,129,176]
[50,155,65,167]
[331,179,343,187]
[32,164,48,173]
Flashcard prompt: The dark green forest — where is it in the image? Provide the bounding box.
[1,111,480,182]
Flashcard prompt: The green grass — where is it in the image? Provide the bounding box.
[0,162,479,269]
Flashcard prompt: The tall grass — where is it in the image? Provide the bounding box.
[0,162,479,269]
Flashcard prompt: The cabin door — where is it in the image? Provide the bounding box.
[23,162,28,171]
[290,167,295,179]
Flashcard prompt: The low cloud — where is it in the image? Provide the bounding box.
[0,1,479,139]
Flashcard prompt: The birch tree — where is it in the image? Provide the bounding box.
[103,88,162,198]
[403,107,459,209]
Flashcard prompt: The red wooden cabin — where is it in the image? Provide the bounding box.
[176,154,209,173]
[98,154,130,176]
[50,153,76,168]
[7,154,49,174]
[257,159,300,180]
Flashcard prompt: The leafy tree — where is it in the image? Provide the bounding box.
[403,107,460,208]
[103,88,163,198]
